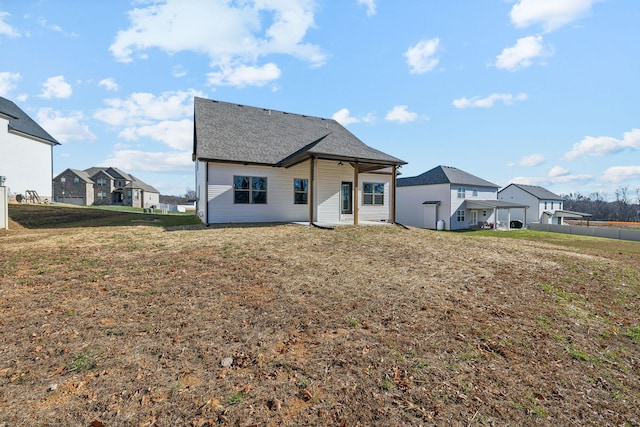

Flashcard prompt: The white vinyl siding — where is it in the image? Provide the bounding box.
[206,162,310,223]
[0,116,55,199]
[201,159,393,224]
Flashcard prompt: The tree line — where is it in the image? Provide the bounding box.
[562,186,640,222]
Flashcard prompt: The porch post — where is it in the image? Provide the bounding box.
[353,162,359,225]
[390,165,397,223]
[308,157,315,224]
[494,208,498,230]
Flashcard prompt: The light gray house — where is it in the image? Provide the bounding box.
[498,183,589,225]
[192,97,406,225]
[53,166,160,208]
[0,96,60,201]
[396,165,527,230]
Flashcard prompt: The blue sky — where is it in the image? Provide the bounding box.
[1,0,638,198]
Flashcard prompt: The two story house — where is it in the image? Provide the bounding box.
[498,183,588,225]
[0,96,60,201]
[53,167,159,208]
[396,165,527,230]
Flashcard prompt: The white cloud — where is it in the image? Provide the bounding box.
[98,78,119,91]
[207,63,281,87]
[453,92,528,109]
[510,170,592,187]
[509,153,545,167]
[0,11,20,38]
[549,165,569,177]
[404,38,440,74]
[37,17,62,33]
[36,108,97,143]
[172,65,188,78]
[109,0,324,87]
[0,71,21,96]
[94,89,202,127]
[39,75,72,99]
[510,0,594,33]
[385,105,418,123]
[602,165,640,183]
[496,36,547,71]
[332,108,360,126]
[564,128,640,160]
[357,0,377,16]
[100,150,193,173]
[119,119,193,150]
[94,90,203,152]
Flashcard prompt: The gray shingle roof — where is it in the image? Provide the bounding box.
[397,165,498,188]
[82,167,159,194]
[193,97,406,167]
[68,168,94,184]
[500,183,563,200]
[0,96,59,145]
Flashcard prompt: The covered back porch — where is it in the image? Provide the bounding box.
[464,200,529,230]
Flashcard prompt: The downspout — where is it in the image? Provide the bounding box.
[205,161,210,225]
[353,162,359,225]
[308,156,315,224]
[390,165,396,223]
[50,144,55,202]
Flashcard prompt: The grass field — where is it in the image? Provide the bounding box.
[1,204,639,426]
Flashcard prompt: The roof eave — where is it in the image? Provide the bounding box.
[8,128,60,146]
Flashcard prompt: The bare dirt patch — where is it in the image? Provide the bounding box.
[1,206,639,426]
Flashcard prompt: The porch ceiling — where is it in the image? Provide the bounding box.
[464,200,528,209]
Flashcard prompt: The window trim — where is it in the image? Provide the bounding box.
[456,210,465,222]
[457,187,466,199]
[363,182,385,206]
[293,178,308,205]
[233,175,268,204]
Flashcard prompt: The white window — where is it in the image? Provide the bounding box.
[60,177,66,183]
[457,187,465,199]
[472,189,478,197]
[456,210,465,222]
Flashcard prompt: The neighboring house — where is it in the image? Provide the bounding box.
[498,183,589,225]
[396,165,527,230]
[192,97,406,225]
[53,167,160,208]
[0,96,60,200]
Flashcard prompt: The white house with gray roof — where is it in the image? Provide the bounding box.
[396,165,527,230]
[192,97,406,225]
[498,183,589,225]
[0,96,60,200]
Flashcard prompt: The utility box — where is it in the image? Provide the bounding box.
[0,185,7,229]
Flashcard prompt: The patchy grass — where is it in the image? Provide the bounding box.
[5,203,200,229]
[0,204,639,426]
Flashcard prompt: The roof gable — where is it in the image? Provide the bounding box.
[0,96,59,145]
[193,97,405,167]
[500,183,563,201]
[397,165,498,188]
[83,167,159,193]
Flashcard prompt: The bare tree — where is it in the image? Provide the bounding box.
[614,186,632,221]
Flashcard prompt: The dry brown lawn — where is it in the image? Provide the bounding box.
[1,205,639,426]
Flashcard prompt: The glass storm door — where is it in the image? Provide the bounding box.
[341,182,353,214]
